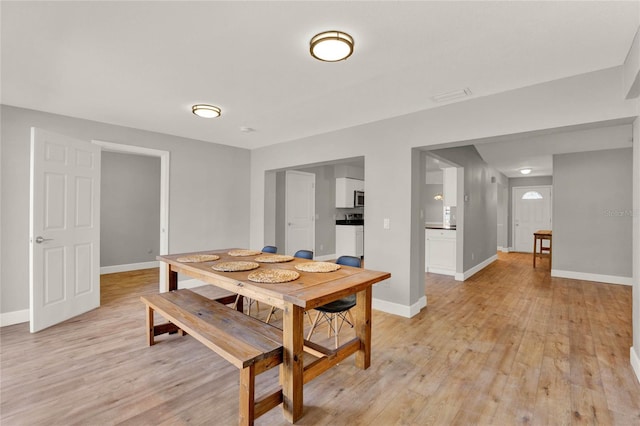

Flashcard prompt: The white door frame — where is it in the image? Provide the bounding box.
[92,140,170,292]
[512,185,552,253]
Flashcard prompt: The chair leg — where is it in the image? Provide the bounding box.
[307,311,322,340]
[346,309,354,326]
[265,306,277,324]
[333,314,339,348]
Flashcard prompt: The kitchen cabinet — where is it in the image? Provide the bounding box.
[443,167,457,207]
[336,178,364,208]
[425,228,456,275]
[336,225,364,258]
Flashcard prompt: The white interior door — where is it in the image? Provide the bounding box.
[30,128,101,332]
[285,171,315,255]
[513,186,552,253]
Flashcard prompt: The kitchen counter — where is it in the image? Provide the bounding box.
[425,225,456,230]
[336,219,364,225]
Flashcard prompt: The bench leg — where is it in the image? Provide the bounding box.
[146,304,155,346]
[239,365,256,426]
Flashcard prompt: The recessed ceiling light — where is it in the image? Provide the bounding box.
[520,168,532,175]
[192,104,221,118]
[310,31,354,62]
[239,126,255,133]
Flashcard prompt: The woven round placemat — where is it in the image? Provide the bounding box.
[295,262,341,273]
[228,249,262,257]
[247,269,300,283]
[254,254,295,263]
[176,254,220,263]
[211,261,260,272]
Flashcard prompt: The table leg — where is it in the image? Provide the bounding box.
[167,265,178,291]
[354,287,372,369]
[281,303,304,423]
[533,236,537,268]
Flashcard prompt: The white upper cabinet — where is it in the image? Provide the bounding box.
[443,168,457,207]
[336,177,364,208]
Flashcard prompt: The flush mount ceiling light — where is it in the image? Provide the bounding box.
[434,193,444,201]
[520,168,532,175]
[310,30,354,62]
[192,104,221,118]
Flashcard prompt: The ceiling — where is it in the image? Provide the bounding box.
[2,1,638,157]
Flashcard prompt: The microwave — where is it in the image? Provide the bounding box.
[354,190,365,207]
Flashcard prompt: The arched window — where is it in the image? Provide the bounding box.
[521,191,543,200]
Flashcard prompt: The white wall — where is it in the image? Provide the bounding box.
[250,66,639,317]
[0,105,251,316]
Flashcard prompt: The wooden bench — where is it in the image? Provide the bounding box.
[140,289,283,426]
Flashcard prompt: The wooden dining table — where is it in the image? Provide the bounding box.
[157,249,391,423]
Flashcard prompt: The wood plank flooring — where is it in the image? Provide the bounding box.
[1,252,639,425]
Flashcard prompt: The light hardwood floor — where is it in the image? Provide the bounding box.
[1,253,639,425]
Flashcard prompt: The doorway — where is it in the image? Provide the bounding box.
[512,185,552,252]
[93,140,170,291]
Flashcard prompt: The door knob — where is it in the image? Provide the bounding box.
[35,236,53,244]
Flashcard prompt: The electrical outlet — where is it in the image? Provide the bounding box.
[383,218,390,229]
[319,244,323,251]
[471,252,475,261]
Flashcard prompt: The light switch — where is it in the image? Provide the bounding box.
[383,218,390,229]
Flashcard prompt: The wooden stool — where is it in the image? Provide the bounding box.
[533,230,552,269]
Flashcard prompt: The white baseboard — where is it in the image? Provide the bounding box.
[0,309,29,327]
[498,246,511,253]
[314,254,336,261]
[456,254,498,281]
[426,267,455,277]
[631,347,640,386]
[372,295,426,318]
[551,269,633,286]
[100,261,159,275]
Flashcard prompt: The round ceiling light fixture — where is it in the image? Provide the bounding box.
[310,30,354,62]
[520,168,532,175]
[192,104,221,118]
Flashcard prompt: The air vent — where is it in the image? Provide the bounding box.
[432,88,472,103]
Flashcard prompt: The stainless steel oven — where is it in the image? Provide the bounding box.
[354,190,364,207]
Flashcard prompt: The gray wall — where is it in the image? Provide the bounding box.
[100,151,160,267]
[424,184,444,223]
[250,67,637,314]
[507,175,553,248]
[1,105,251,314]
[553,148,633,277]
[430,145,499,272]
